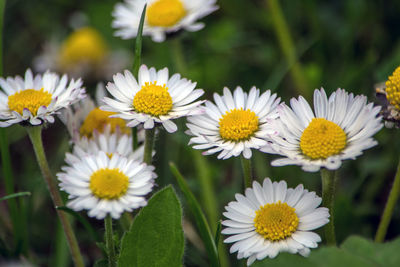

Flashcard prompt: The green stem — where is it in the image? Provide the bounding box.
[266,0,309,98]
[171,38,186,73]
[26,126,84,267]
[143,128,155,165]
[375,158,400,242]
[320,168,337,246]
[131,128,138,150]
[105,216,116,267]
[240,156,253,189]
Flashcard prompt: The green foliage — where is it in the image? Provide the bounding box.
[117,186,184,267]
[253,235,400,267]
[0,191,30,202]
[170,162,220,267]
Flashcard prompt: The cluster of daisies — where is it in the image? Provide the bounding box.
[0,0,390,265]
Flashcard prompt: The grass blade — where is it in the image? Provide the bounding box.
[169,162,220,267]
[132,4,146,77]
[0,192,31,202]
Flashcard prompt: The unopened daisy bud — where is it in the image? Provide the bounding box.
[186,86,281,159]
[112,0,219,42]
[264,88,383,172]
[222,178,329,266]
[57,151,157,219]
[0,69,85,127]
[101,65,205,133]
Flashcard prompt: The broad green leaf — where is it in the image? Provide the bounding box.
[341,236,400,267]
[253,236,400,267]
[93,259,108,267]
[170,162,220,267]
[118,186,184,267]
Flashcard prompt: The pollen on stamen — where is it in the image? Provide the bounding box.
[218,108,259,142]
[300,118,347,159]
[146,0,187,27]
[133,81,173,116]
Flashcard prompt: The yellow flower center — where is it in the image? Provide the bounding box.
[219,108,259,141]
[59,27,107,69]
[300,118,347,159]
[89,168,129,200]
[385,66,400,110]
[133,82,173,116]
[254,201,299,242]
[79,108,130,138]
[8,89,52,116]
[146,0,186,27]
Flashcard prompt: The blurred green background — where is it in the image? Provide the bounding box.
[1,0,400,266]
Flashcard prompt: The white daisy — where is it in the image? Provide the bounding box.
[222,178,330,266]
[186,86,281,159]
[101,64,204,133]
[0,69,85,127]
[57,151,157,219]
[65,126,145,165]
[262,88,383,172]
[112,0,219,42]
[59,83,133,142]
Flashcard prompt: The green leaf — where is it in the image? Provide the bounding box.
[117,186,184,267]
[253,236,400,267]
[0,192,31,202]
[169,162,220,267]
[341,236,400,267]
[56,206,101,242]
[132,4,146,77]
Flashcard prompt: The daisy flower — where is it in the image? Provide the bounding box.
[222,178,330,266]
[112,0,218,42]
[57,151,157,219]
[0,69,85,127]
[375,66,400,128]
[65,125,145,165]
[60,83,132,142]
[186,86,281,159]
[101,65,204,133]
[263,88,383,172]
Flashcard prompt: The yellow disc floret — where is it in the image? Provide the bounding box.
[59,27,107,69]
[147,0,186,27]
[300,118,346,159]
[89,168,129,200]
[386,66,400,110]
[133,82,173,116]
[79,108,130,138]
[8,89,52,116]
[219,108,259,141]
[254,201,299,241]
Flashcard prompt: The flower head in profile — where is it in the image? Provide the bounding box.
[222,178,329,266]
[57,151,157,219]
[101,65,204,133]
[112,0,219,42]
[263,88,383,172]
[60,83,132,142]
[375,66,400,128]
[186,86,281,159]
[65,126,145,165]
[0,69,85,127]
